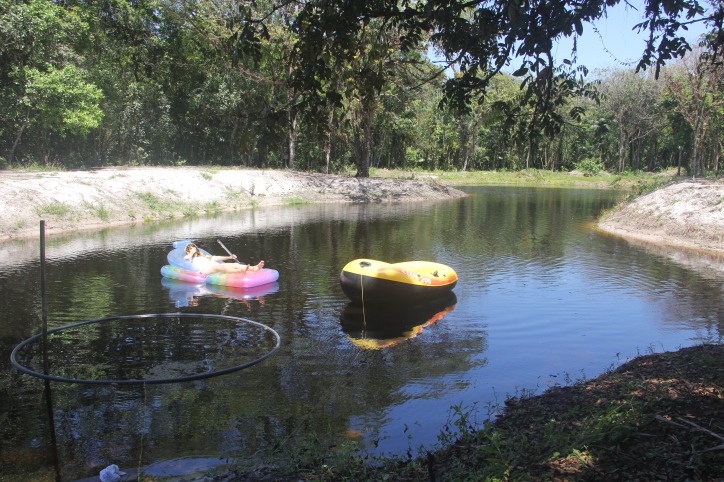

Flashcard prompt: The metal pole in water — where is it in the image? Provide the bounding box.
[39,220,61,481]
[40,220,48,373]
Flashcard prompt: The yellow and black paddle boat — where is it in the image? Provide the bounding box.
[339,258,458,304]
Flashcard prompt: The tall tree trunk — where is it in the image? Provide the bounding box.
[355,99,376,178]
[286,66,300,170]
[690,99,709,178]
[9,119,28,165]
[356,109,372,178]
[324,109,334,174]
[287,110,298,170]
[618,124,627,173]
[230,120,238,165]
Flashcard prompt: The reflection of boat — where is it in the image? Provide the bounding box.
[161,240,279,288]
[340,292,457,349]
[161,278,279,308]
[340,259,457,304]
[206,282,279,299]
[161,278,211,308]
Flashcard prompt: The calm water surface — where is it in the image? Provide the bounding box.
[1,186,722,481]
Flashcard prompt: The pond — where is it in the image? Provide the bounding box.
[1,186,722,481]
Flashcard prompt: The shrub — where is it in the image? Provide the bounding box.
[575,158,605,176]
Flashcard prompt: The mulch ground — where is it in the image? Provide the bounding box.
[424,343,724,481]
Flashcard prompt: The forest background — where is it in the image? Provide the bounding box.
[1,0,722,178]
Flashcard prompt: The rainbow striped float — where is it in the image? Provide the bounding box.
[161,240,279,289]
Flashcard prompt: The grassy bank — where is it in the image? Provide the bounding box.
[367,168,686,199]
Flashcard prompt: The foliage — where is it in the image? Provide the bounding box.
[24,66,103,136]
[0,0,722,176]
[575,157,605,176]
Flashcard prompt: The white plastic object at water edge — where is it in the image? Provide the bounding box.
[99,464,126,482]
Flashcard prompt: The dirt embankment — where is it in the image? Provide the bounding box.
[598,179,724,255]
[0,167,467,241]
[2,168,723,254]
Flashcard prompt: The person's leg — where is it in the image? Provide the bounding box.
[217,263,247,274]
[201,264,241,275]
[247,260,264,272]
[202,261,264,275]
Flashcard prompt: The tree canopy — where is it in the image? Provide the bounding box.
[0,0,722,176]
[279,0,721,136]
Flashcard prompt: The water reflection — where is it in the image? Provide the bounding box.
[161,278,279,308]
[340,292,457,349]
[1,187,722,481]
[13,314,280,384]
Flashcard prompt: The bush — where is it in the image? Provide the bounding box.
[575,158,605,176]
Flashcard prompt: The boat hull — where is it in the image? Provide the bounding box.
[340,259,457,304]
[160,265,279,288]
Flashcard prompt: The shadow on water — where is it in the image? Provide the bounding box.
[340,292,458,350]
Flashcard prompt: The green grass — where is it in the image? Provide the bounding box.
[11,220,27,231]
[34,202,72,217]
[202,201,221,213]
[93,204,110,222]
[283,196,311,205]
[370,168,685,191]
[136,191,177,214]
[6,161,67,172]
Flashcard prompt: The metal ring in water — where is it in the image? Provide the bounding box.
[10,313,281,385]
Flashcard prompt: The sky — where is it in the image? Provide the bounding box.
[553,0,710,73]
[429,1,711,76]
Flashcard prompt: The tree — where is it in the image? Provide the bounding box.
[9,66,103,164]
[599,69,664,172]
[664,47,724,176]
[277,0,720,162]
[290,7,431,177]
[0,0,96,164]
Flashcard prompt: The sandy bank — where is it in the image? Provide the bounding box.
[0,167,466,241]
[598,179,724,255]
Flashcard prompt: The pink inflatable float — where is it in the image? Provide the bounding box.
[160,240,279,289]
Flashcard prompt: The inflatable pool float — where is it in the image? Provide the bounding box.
[161,240,279,289]
[340,292,457,349]
[340,259,457,304]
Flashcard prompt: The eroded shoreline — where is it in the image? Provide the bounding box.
[3,169,723,256]
[598,179,724,255]
[0,167,466,241]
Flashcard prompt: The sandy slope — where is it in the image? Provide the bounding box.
[2,168,722,257]
[598,179,724,254]
[0,167,466,241]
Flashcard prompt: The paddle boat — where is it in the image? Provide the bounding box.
[340,292,457,349]
[339,258,457,304]
[161,240,279,289]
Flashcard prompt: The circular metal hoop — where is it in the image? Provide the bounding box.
[10,313,281,385]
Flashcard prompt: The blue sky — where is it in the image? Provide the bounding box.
[429,1,710,76]
[553,0,710,72]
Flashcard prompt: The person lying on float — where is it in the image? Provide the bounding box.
[184,243,264,275]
